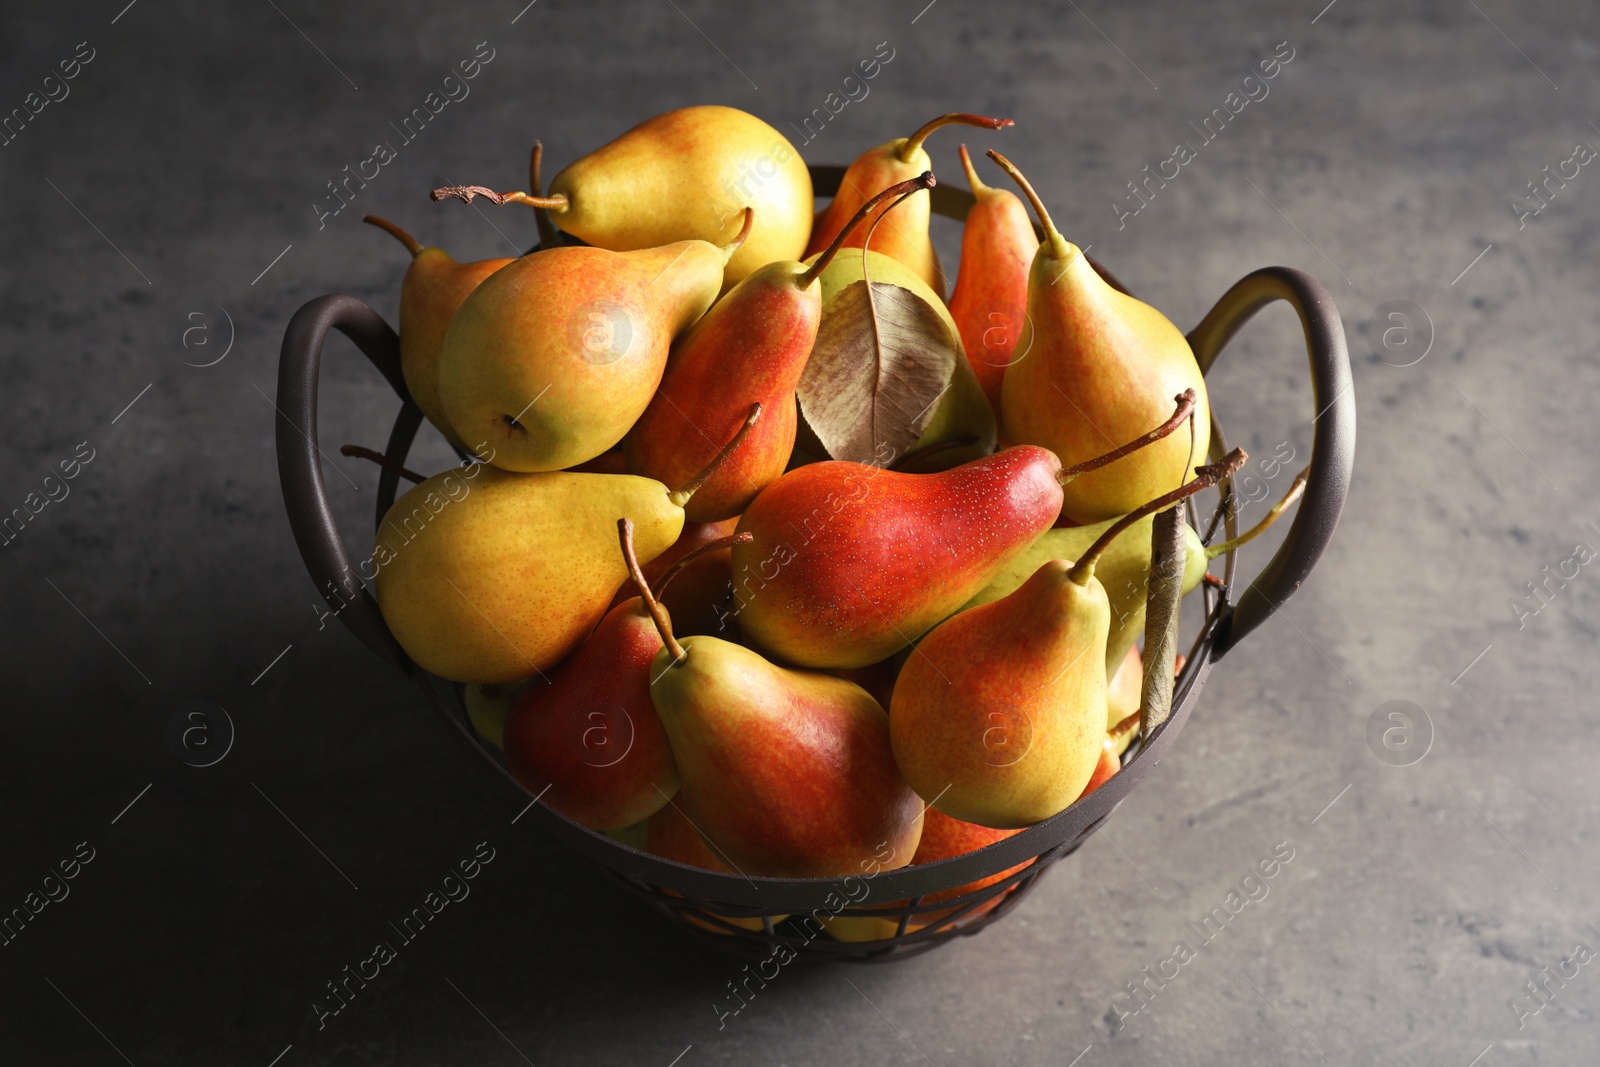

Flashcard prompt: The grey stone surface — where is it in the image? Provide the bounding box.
[2,0,1598,1063]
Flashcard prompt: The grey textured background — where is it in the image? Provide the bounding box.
[3,0,1598,1064]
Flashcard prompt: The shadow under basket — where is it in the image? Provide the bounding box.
[276,164,1355,962]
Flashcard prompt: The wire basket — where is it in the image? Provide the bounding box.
[275,164,1354,963]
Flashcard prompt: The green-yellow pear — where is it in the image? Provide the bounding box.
[363,215,511,454]
[989,150,1212,523]
[795,246,996,468]
[436,233,733,472]
[436,107,812,292]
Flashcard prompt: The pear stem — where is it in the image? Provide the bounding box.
[620,519,685,664]
[667,403,762,508]
[796,173,936,289]
[986,149,1066,252]
[529,141,561,249]
[340,444,425,484]
[899,113,1013,162]
[655,532,754,597]
[429,185,570,211]
[362,215,423,257]
[1058,390,1197,485]
[722,207,754,260]
[957,144,988,194]
[1069,449,1249,586]
[1109,709,1141,743]
[1206,467,1309,560]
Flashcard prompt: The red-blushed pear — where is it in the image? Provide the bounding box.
[372,412,759,683]
[626,176,938,523]
[824,808,1027,942]
[805,113,1012,297]
[731,391,1198,670]
[363,215,511,453]
[432,214,749,472]
[987,149,1212,523]
[890,450,1246,828]
[641,583,923,879]
[947,145,1040,415]
[502,520,684,831]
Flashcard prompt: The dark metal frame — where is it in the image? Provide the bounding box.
[274,164,1355,961]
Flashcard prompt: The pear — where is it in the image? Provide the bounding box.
[890,451,1245,827]
[372,421,759,683]
[805,113,1012,297]
[797,245,996,469]
[373,466,682,682]
[436,229,737,472]
[988,150,1212,523]
[436,107,811,291]
[737,393,1199,670]
[501,520,680,831]
[946,145,1040,415]
[626,176,938,522]
[363,215,510,453]
[644,615,923,878]
[891,556,1111,827]
[732,447,1064,670]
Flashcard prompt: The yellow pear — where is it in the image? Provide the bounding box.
[372,466,685,683]
[435,107,812,292]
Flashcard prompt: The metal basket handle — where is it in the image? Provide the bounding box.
[1186,267,1355,657]
[274,293,413,671]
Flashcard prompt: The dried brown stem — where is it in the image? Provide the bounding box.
[668,403,762,507]
[340,444,425,484]
[620,518,684,664]
[1058,390,1197,484]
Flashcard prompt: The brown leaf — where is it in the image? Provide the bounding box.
[797,280,958,465]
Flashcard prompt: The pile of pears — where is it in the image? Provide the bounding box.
[360,106,1301,938]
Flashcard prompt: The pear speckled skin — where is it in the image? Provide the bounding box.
[373,466,682,683]
[891,559,1108,829]
[625,261,817,523]
[396,246,511,453]
[732,446,1064,670]
[1001,238,1211,523]
[437,239,725,473]
[649,636,924,879]
[547,105,813,292]
[503,596,676,831]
